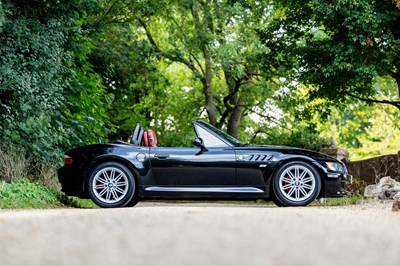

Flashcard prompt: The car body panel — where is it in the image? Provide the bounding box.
[149,147,236,186]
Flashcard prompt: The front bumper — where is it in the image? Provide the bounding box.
[323,173,353,197]
[326,172,353,183]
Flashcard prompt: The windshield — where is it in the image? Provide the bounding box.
[194,120,244,147]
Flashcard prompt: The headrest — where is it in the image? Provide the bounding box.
[142,130,157,147]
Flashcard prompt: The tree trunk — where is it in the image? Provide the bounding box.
[227,104,245,138]
[192,0,217,126]
[223,70,246,138]
[202,49,217,126]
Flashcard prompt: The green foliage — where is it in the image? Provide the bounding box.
[320,101,400,160]
[250,122,330,151]
[0,179,65,209]
[272,0,400,109]
[312,195,365,206]
[0,2,4,30]
[1,0,399,171]
[132,62,203,146]
[57,27,114,148]
[111,0,290,138]
[66,197,98,208]
[0,5,67,162]
[0,1,112,164]
[317,74,400,160]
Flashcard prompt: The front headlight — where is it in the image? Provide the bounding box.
[322,161,346,173]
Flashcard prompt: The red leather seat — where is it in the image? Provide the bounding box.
[143,130,157,147]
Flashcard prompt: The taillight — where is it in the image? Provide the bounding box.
[64,155,73,165]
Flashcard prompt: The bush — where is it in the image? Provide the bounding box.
[0,1,112,165]
[0,178,65,209]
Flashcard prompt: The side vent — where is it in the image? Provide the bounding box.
[248,154,273,161]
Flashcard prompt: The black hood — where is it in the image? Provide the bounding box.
[236,145,339,162]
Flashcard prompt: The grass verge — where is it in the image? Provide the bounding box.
[0,178,68,209]
[0,179,100,209]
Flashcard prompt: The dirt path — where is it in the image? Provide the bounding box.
[1,202,399,266]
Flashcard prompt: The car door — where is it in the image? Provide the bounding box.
[149,146,236,186]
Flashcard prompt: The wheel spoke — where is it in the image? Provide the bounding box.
[287,170,295,180]
[299,186,308,196]
[282,176,292,183]
[114,173,124,182]
[114,186,125,194]
[295,168,300,178]
[282,184,292,190]
[287,186,296,197]
[299,170,308,180]
[115,181,127,187]
[295,189,300,200]
[103,170,110,181]
[302,176,314,183]
[96,176,107,184]
[110,169,116,180]
[110,189,119,200]
[94,184,105,189]
[105,190,112,201]
[302,183,314,190]
[98,187,108,196]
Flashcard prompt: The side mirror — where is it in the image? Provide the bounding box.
[194,137,207,151]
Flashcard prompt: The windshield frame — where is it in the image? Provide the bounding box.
[193,120,244,147]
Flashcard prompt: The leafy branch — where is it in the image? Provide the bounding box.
[344,90,400,111]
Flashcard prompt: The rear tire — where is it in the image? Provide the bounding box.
[88,162,136,208]
[272,161,321,207]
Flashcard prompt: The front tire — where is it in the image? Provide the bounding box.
[272,161,321,207]
[88,162,136,208]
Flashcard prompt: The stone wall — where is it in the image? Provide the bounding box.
[320,148,400,185]
[346,153,399,184]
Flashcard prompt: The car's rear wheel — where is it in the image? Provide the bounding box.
[272,161,321,207]
[88,162,136,208]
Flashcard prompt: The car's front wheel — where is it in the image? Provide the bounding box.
[88,162,136,208]
[272,161,321,207]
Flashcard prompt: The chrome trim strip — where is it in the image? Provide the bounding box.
[327,173,341,178]
[145,186,264,193]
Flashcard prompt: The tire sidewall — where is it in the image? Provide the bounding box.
[272,161,321,207]
[88,162,136,208]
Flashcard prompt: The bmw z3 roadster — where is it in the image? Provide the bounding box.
[58,120,352,208]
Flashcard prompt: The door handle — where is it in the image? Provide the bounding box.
[154,154,170,159]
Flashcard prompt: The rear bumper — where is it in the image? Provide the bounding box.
[58,166,89,198]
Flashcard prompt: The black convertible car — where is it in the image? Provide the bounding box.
[58,120,352,208]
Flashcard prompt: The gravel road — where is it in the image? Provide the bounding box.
[1,201,399,266]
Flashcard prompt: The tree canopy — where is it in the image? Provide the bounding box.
[0,0,399,164]
[270,0,400,111]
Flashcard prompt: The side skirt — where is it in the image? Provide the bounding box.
[139,186,269,200]
[145,186,264,193]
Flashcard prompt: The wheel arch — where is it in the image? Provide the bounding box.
[83,155,141,196]
[267,157,326,198]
